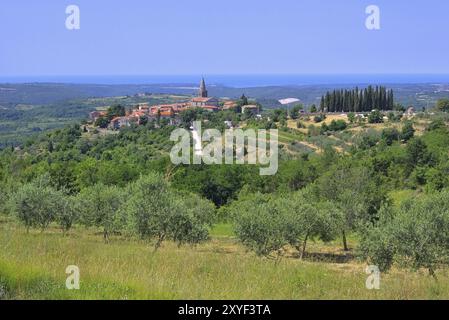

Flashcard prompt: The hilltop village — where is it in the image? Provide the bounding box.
[89,78,260,130]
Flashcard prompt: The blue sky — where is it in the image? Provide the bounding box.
[0,0,448,76]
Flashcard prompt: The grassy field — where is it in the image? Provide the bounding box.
[1,216,449,300]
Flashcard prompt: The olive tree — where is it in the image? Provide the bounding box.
[169,191,216,247]
[55,195,79,235]
[77,183,125,242]
[123,173,216,250]
[231,190,341,260]
[10,183,61,232]
[283,195,342,259]
[360,191,449,277]
[317,165,387,251]
[231,193,287,258]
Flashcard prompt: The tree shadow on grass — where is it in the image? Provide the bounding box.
[291,251,356,264]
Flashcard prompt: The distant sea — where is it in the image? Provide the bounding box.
[1,74,449,87]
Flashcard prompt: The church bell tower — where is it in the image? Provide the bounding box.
[199,77,208,98]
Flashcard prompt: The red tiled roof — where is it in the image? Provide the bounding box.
[191,97,214,102]
[202,105,220,110]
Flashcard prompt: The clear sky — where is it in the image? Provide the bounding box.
[0,0,448,76]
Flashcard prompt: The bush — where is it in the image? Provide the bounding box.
[347,113,356,124]
[381,128,400,146]
[401,121,415,142]
[368,110,383,124]
[387,112,402,123]
[426,119,446,132]
[355,130,381,150]
[436,99,449,112]
[296,120,305,129]
[328,120,347,132]
[308,124,320,137]
[313,114,326,123]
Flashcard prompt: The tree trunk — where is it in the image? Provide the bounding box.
[300,234,309,260]
[342,231,349,252]
[429,267,437,279]
[154,233,165,252]
[103,229,109,243]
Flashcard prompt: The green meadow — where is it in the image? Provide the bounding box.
[1,217,449,300]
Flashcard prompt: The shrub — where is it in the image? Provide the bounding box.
[347,112,356,124]
[313,114,326,123]
[436,99,449,112]
[296,120,305,129]
[307,124,320,137]
[387,112,402,123]
[381,128,400,146]
[426,119,446,132]
[401,121,415,142]
[328,120,347,132]
[368,110,383,124]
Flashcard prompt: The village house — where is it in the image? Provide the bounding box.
[241,105,260,116]
[189,97,219,108]
[406,106,416,116]
[104,78,238,130]
[89,111,107,122]
[109,116,132,130]
[223,100,238,110]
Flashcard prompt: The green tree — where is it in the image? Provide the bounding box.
[361,191,449,276]
[55,195,78,235]
[401,120,415,142]
[124,173,215,250]
[381,128,400,146]
[317,165,386,251]
[405,138,432,174]
[106,104,126,120]
[95,117,109,129]
[283,195,341,259]
[77,183,125,242]
[436,98,449,112]
[347,112,356,124]
[231,193,288,258]
[10,181,61,232]
[290,105,303,120]
[368,110,383,124]
[240,94,249,106]
[170,191,216,247]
